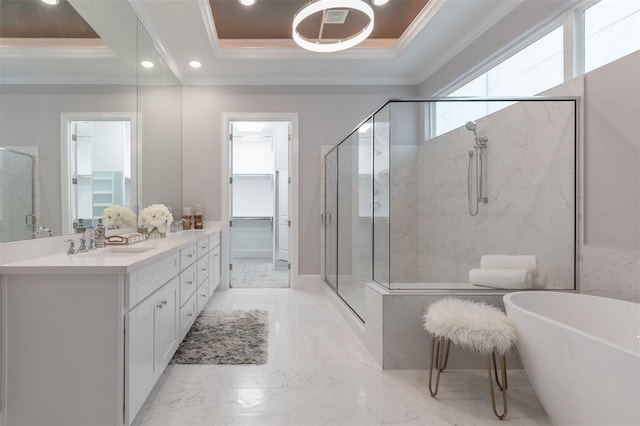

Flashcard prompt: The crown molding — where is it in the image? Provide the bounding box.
[127,0,184,82]
[0,38,113,59]
[394,0,447,56]
[179,73,412,86]
[198,0,220,56]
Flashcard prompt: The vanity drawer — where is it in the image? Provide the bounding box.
[179,293,197,340]
[179,262,197,307]
[196,281,209,314]
[196,237,209,259]
[180,243,197,270]
[197,255,209,285]
[209,232,220,249]
[126,251,179,310]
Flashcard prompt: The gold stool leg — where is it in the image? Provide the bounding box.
[428,337,450,397]
[485,352,508,420]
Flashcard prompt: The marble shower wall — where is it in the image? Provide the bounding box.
[388,103,421,285]
[418,100,576,289]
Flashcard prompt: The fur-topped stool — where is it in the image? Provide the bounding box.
[423,298,516,420]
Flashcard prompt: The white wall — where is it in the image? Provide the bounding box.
[181,85,417,275]
[580,51,640,302]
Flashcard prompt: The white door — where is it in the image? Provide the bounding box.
[277,170,289,262]
[275,123,290,262]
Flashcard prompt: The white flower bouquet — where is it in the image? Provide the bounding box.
[140,204,174,234]
[102,204,137,228]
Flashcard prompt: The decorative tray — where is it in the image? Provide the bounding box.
[105,233,146,245]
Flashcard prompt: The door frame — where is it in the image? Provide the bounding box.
[60,112,138,235]
[221,112,299,289]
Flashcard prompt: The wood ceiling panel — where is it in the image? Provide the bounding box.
[0,0,99,39]
[210,0,429,40]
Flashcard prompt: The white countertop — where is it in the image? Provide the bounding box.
[0,228,220,275]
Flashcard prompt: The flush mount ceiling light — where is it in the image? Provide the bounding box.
[41,0,59,4]
[292,0,374,53]
[140,60,154,68]
[372,0,389,5]
[189,60,202,68]
[239,0,256,5]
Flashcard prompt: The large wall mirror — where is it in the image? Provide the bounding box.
[0,0,182,243]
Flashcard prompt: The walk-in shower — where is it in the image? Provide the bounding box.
[322,97,579,325]
[466,120,488,216]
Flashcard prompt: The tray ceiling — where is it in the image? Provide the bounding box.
[0,0,99,39]
[210,0,429,42]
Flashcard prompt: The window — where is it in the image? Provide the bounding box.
[435,27,564,136]
[584,0,640,73]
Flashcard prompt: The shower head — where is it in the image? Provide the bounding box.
[465,120,487,147]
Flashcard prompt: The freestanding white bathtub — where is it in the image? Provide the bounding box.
[504,291,640,426]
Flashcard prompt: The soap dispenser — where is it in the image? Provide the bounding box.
[95,218,106,248]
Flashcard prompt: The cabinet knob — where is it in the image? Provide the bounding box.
[187,313,193,318]
[187,280,193,285]
[161,300,168,306]
[188,253,194,258]
[201,294,207,298]
[156,303,164,309]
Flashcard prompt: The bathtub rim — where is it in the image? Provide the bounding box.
[504,290,640,359]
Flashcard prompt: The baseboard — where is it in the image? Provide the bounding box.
[294,274,322,290]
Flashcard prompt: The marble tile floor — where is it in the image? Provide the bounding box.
[133,288,550,426]
[231,258,290,288]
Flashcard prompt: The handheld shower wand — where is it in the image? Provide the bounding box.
[466,121,488,148]
[466,121,488,216]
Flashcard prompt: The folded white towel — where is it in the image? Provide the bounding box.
[480,255,538,275]
[469,268,533,290]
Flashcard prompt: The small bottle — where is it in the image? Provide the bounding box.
[182,207,192,230]
[76,218,85,234]
[194,204,203,229]
[95,218,106,248]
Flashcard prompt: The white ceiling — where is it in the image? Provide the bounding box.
[0,0,578,86]
[128,0,525,86]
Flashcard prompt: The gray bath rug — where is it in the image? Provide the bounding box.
[170,309,268,365]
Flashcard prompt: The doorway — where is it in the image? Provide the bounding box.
[61,113,137,234]
[228,120,291,288]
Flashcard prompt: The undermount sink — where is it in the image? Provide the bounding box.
[107,246,154,253]
[79,246,155,257]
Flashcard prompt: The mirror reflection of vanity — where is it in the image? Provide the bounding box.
[0,0,182,243]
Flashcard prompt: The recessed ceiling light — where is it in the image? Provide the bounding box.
[372,0,389,5]
[140,61,154,68]
[239,0,256,5]
[41,0,59,4]
[189,60,202,68]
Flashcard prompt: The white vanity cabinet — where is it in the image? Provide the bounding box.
[125,276,178,425]
[209,232,221,296]
[1,228,221,426]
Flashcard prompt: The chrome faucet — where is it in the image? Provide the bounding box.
[78,228,95,252]
[65,239,77,255]
[86,227,96,250]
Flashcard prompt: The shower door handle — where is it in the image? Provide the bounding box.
[321,212,332,225]
[25,214,36,226]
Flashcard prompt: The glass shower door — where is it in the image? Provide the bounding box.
[324,147,338,290]
[0,148,35,243]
